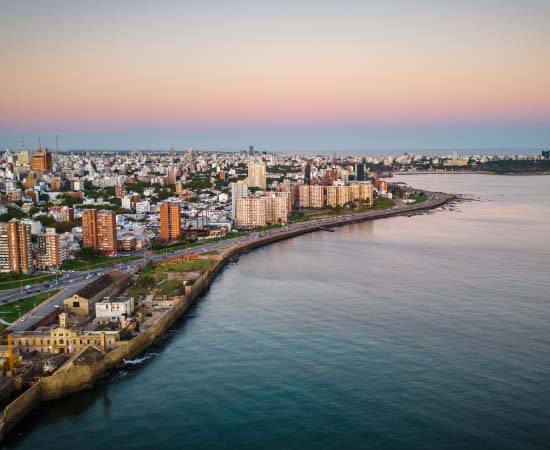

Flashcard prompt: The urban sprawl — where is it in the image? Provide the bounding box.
[0,145,547,421]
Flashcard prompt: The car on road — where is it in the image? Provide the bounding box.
[20,318,26,322]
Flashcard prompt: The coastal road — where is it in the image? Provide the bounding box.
[7,192,453,332]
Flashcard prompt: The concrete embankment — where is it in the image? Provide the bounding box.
[0,193,455,441]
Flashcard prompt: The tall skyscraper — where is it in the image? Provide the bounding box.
[247,161,266,190]
[0,220,33,274]
[160,201,182,241]
[231,180,249,221]
[82,209,117,256]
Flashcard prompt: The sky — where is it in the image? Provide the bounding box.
[1,0,549,153]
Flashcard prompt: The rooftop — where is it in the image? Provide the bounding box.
[98,297,132,304]
[73,345,105,365]
[75,271,126,300]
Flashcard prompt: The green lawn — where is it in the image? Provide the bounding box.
[371,197,396,210]
[0,273,57,291]
[61,255,141,271]
[126,258,216,298]
[411,192,429,204]
[0,290,60,324]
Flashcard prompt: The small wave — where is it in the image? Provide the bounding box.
[123,352,159,365]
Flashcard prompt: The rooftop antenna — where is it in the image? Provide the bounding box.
[55,134,58,152]
[38,137,42,151]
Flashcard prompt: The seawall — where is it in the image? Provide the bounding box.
[0,193,455,440]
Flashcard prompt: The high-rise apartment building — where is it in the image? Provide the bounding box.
[0,220,33,274]
[236,197,268,228]
[270,194,290,225]
[326,185,352,207]
[160,201,182,241]
[82,209,98,249]
[350,182,374,205]
[231,180,249,221]
[60,206,74,222]
[298,185,311,208]
[247,161,266,190]
[298,185,325,209]
[235,194,290,228]
[310,185,324,208]
[31,149,53,171]
[36,228,69,270]
[82,209,117,256]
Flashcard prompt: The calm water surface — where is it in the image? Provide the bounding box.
[4,175,550,450]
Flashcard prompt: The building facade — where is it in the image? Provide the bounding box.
[30,149,53,172]
[230,180,249,221]
[36,228,69,270]
[0,220,33,274]
[95,297,134,324]
[160,201,182,241]
[82,209,117,256]
[247,161,266,190]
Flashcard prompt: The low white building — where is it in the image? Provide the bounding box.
[135,199,151,213]
[95,297,134,325]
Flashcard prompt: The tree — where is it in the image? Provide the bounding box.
[138,274,156,289]
[35,215,57,227]
[119,328,133,341]
[77,247,99,258]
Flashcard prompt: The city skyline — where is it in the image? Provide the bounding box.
[1,0,549,150]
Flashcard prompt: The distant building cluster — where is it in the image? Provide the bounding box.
[0,143,546,275]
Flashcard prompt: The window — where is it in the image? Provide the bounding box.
[73,301,80,308]
[59,339,64,344]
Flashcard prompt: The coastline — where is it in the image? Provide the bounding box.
[0,192,456,441]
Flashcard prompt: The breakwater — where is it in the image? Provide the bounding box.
[0,193,455,441]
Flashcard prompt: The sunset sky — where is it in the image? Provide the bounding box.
[1,0,549,152]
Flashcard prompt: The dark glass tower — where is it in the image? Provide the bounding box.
[356,163,365,181]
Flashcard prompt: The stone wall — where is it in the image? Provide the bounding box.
[0,384,42,441]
